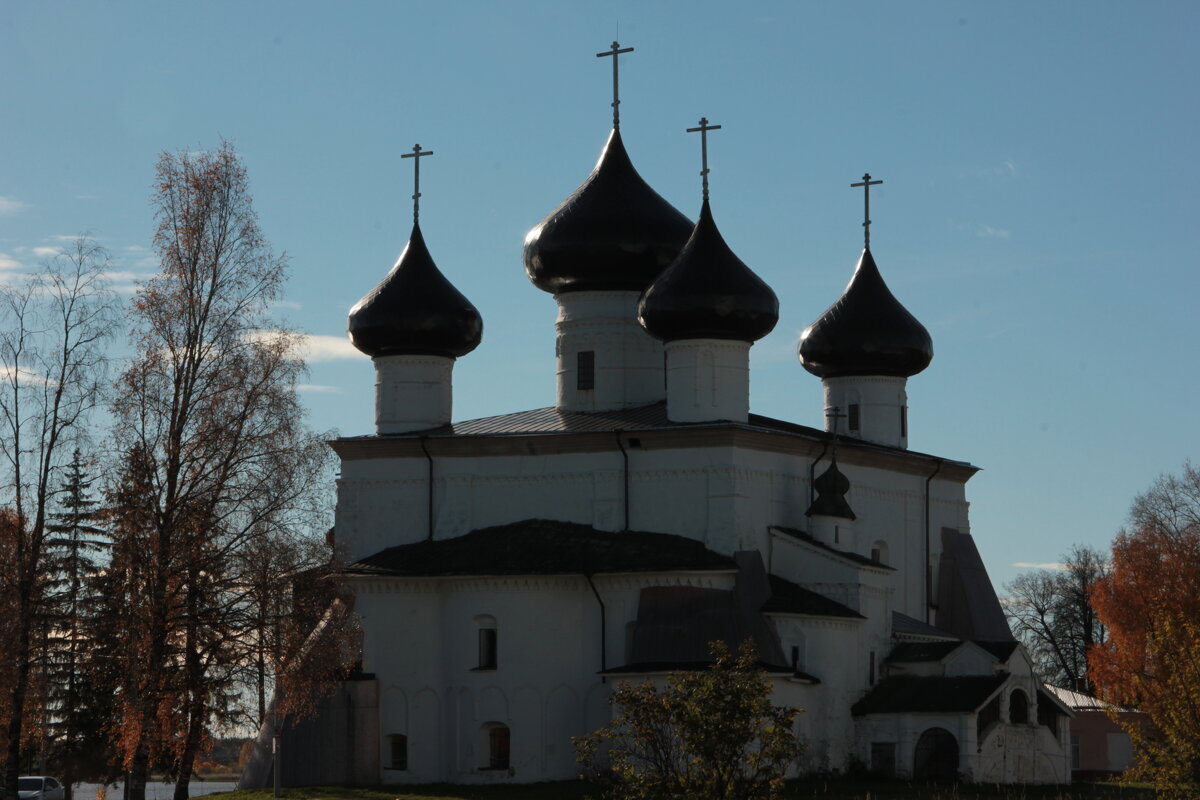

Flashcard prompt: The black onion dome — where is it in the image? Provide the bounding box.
[798,248,932,378]
[638,199,779,343]
[348,223,482,359]
[524,129,694,294]
[805,457,856,520]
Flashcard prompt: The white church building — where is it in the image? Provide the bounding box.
[270,49,1074,787]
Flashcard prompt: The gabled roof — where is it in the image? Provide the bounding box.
[762,575,864,619]
[344,519,735,578]
[851,674,1008,716]
[975,640,1021,662]
[769,526,894,571]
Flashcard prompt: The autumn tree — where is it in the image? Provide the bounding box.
[107,142,332,800]
[1003,544,1108,692]
[0,238,117,800]
[1091,463,1200,797]
[576,641,801,800]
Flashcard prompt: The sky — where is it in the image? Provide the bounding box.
[2,1,1197,590]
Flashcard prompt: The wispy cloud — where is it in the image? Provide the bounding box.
[0,366,56,387]
[957,160,1018,182]
[298,384,342,393]
[1012,562,1068,571]
[245,332,364,363]
[956,222,1011,240]
[0,196,28,215]
[272,299,303,311]
[32,246,61,258]
[299,334,363,362]
[0,253,21,270]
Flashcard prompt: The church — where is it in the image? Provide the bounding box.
[290,44,1073,786]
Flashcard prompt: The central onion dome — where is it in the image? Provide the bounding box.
[798,248,932,378]
[348,223,483,359]
[523,129,694,294]
[638,199,779,342]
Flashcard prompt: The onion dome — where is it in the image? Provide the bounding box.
[798,248,932,378]
[638,199,779,342]
[523,129,694,294]
[348,223,483,359]
[806,456,856,520]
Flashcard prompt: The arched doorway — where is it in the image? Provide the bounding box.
[913,727,959,781]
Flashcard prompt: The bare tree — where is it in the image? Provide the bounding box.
[107,142,332,800]
[0,239,117,800]
[1004,544,1108,693]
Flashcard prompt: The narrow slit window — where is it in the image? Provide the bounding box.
[577,350,595,390]
[901,406,908,438]
[478,627,497,669]
[848,403,861,432]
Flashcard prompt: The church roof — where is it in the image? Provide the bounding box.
[333,402,978,479]
[851,674,1008,716]
[344,518,735,577]
[769,526,895,571]
[762,575,864,619]
[523,129,693,294]
[892,611,959,640]
[885,641,963,663]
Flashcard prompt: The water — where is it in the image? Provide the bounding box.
[75,782,238,800]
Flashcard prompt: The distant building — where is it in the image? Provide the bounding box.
[249,55,1073,786]
[1045,685,1145,778]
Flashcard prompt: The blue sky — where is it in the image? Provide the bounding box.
[2,1,1196,589]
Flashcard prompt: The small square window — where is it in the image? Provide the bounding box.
[577,351,595,390]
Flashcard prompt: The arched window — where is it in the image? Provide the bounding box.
[871,539,888,564]
[474,615,497,670]
[480,722,510,770]
[913,727,958,781]
[1009,688,1029,724]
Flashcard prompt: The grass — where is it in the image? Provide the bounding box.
[212,778,1156,800]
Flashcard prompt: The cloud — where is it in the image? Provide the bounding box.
[32,246,61,257]
[975,225,1011,239]
[272,299,303,310]
[299,333,363,362]
[0,196,27,215]
[298,384,342,393]
[1012,562,1068,571]
[245,331,363,363]
[0,366,56,387]
[0,253,21,270]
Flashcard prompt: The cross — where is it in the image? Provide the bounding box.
[686,117,722,200]
[850,173,883,249]
[596,41,634,129]
[400,143,434,224]
[826,406,847,437]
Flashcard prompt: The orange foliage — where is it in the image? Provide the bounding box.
[1090,464,1200,794]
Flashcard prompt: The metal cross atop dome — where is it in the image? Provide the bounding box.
[851,173,883,249]
[596,41,634,129]
[687,117,722,200]
[401,143,434,224]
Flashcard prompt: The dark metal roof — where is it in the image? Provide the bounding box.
[885,641,962,663]
[348,223,483,359]
[762,575,864,619]
[975,640,1021,662]
[935,528,1015,642]
[769,526,894,570]
[798,248,932,378]
[601,660,800,677]
[344,518,735,577]
[851,674,1008,716]
[639,198,779,343]
[523,129,693,294]
[805,456,856,520]
[892,611,959,640]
